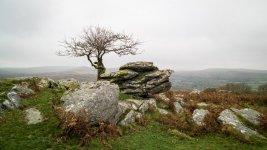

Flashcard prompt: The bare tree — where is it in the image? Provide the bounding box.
[57,26,140,80]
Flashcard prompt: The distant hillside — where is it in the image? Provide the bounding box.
[1,67,267,90]
[170,68,267,91]
[0,66,97,81]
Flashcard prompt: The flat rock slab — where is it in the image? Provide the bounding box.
[231,108,261,125]
[218,109,263,139]
[25,108,43,124]
[119,62,158,72]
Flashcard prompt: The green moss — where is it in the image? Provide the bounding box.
[167,129,194,140]
[117,70,129,76]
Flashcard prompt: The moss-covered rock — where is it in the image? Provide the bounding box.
[100,69,138,81]
[101,62,173,97]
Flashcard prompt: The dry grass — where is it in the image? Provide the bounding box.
[155,90,267,143]
[135,115,147,126]
[156,108,221,137]
[52,105,121,147]
[258,111,267,131]
[178,91,267,107]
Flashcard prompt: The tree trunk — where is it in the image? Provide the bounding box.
[96,59,106,80]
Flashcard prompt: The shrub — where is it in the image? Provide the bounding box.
[258,111,267,131]
[164,91,178,113]
[203,88,217,93]
[156,111,194,135]
[258,84,267,94]
[219,83,251,94]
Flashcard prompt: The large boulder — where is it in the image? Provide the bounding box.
[101,62,173,97]
[61,81,119,125]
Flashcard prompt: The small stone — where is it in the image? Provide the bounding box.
[197,102,208,107]
[2,100,15,109]
[192,109,209,126]
[119,110,138,126]
[25,108,43,124]
[173,102,183,113]
[3,92,21,109]
[139,98,157,114]
[114,102,132,123]
[158,108,168,115]
[179,100,187,108]
[157,93,170,103]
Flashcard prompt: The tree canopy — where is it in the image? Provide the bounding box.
[58,26,140,80]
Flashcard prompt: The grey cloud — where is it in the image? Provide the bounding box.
[0,0,267,70]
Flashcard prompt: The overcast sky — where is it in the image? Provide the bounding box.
[0,0,267,70]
